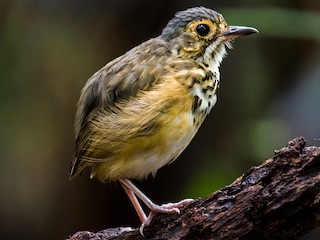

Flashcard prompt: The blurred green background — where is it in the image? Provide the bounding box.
[0,0,319,239]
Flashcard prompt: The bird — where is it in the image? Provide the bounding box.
[69,6,258,230]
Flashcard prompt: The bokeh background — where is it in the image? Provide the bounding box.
[0,0,319,239]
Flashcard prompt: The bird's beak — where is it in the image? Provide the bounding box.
[223,26,258,39]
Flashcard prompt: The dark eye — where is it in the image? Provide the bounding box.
[195,24,210,36]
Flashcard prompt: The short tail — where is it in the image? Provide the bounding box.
[69,157,82,180]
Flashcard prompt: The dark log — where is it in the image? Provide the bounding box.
[67,137,320,240]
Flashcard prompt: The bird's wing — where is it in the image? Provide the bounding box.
[69,38,174,178]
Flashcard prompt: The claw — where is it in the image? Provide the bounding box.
[139,212,154,236]
[139,198,194,235]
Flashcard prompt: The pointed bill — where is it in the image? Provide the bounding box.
[223,26,258,39]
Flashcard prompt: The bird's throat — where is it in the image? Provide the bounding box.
[202,41,228,78]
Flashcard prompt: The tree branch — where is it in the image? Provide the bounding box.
[68,137,320,240]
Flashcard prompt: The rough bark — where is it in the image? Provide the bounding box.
[68,137,320,240]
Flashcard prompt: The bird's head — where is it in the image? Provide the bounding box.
[161,7,258,71]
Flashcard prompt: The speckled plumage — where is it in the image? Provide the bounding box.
[69,6,257,229]
[70,6,257,182]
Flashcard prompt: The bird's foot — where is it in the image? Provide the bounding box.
[139,198,194,235]
[154,198,194,214]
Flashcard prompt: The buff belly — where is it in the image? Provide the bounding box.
[92,109,197,180]
[91,75,218,181]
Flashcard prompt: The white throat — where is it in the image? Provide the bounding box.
[200,40,229,79]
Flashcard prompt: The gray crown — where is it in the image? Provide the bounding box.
[161,6,223,41]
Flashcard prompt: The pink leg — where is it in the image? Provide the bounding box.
[119,178,193,226]
[120,181,147,223]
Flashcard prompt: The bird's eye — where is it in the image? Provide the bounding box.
[195,24,210,36]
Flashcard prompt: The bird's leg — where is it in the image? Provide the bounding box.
[119,179,193,224]
[120,181,147,223]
